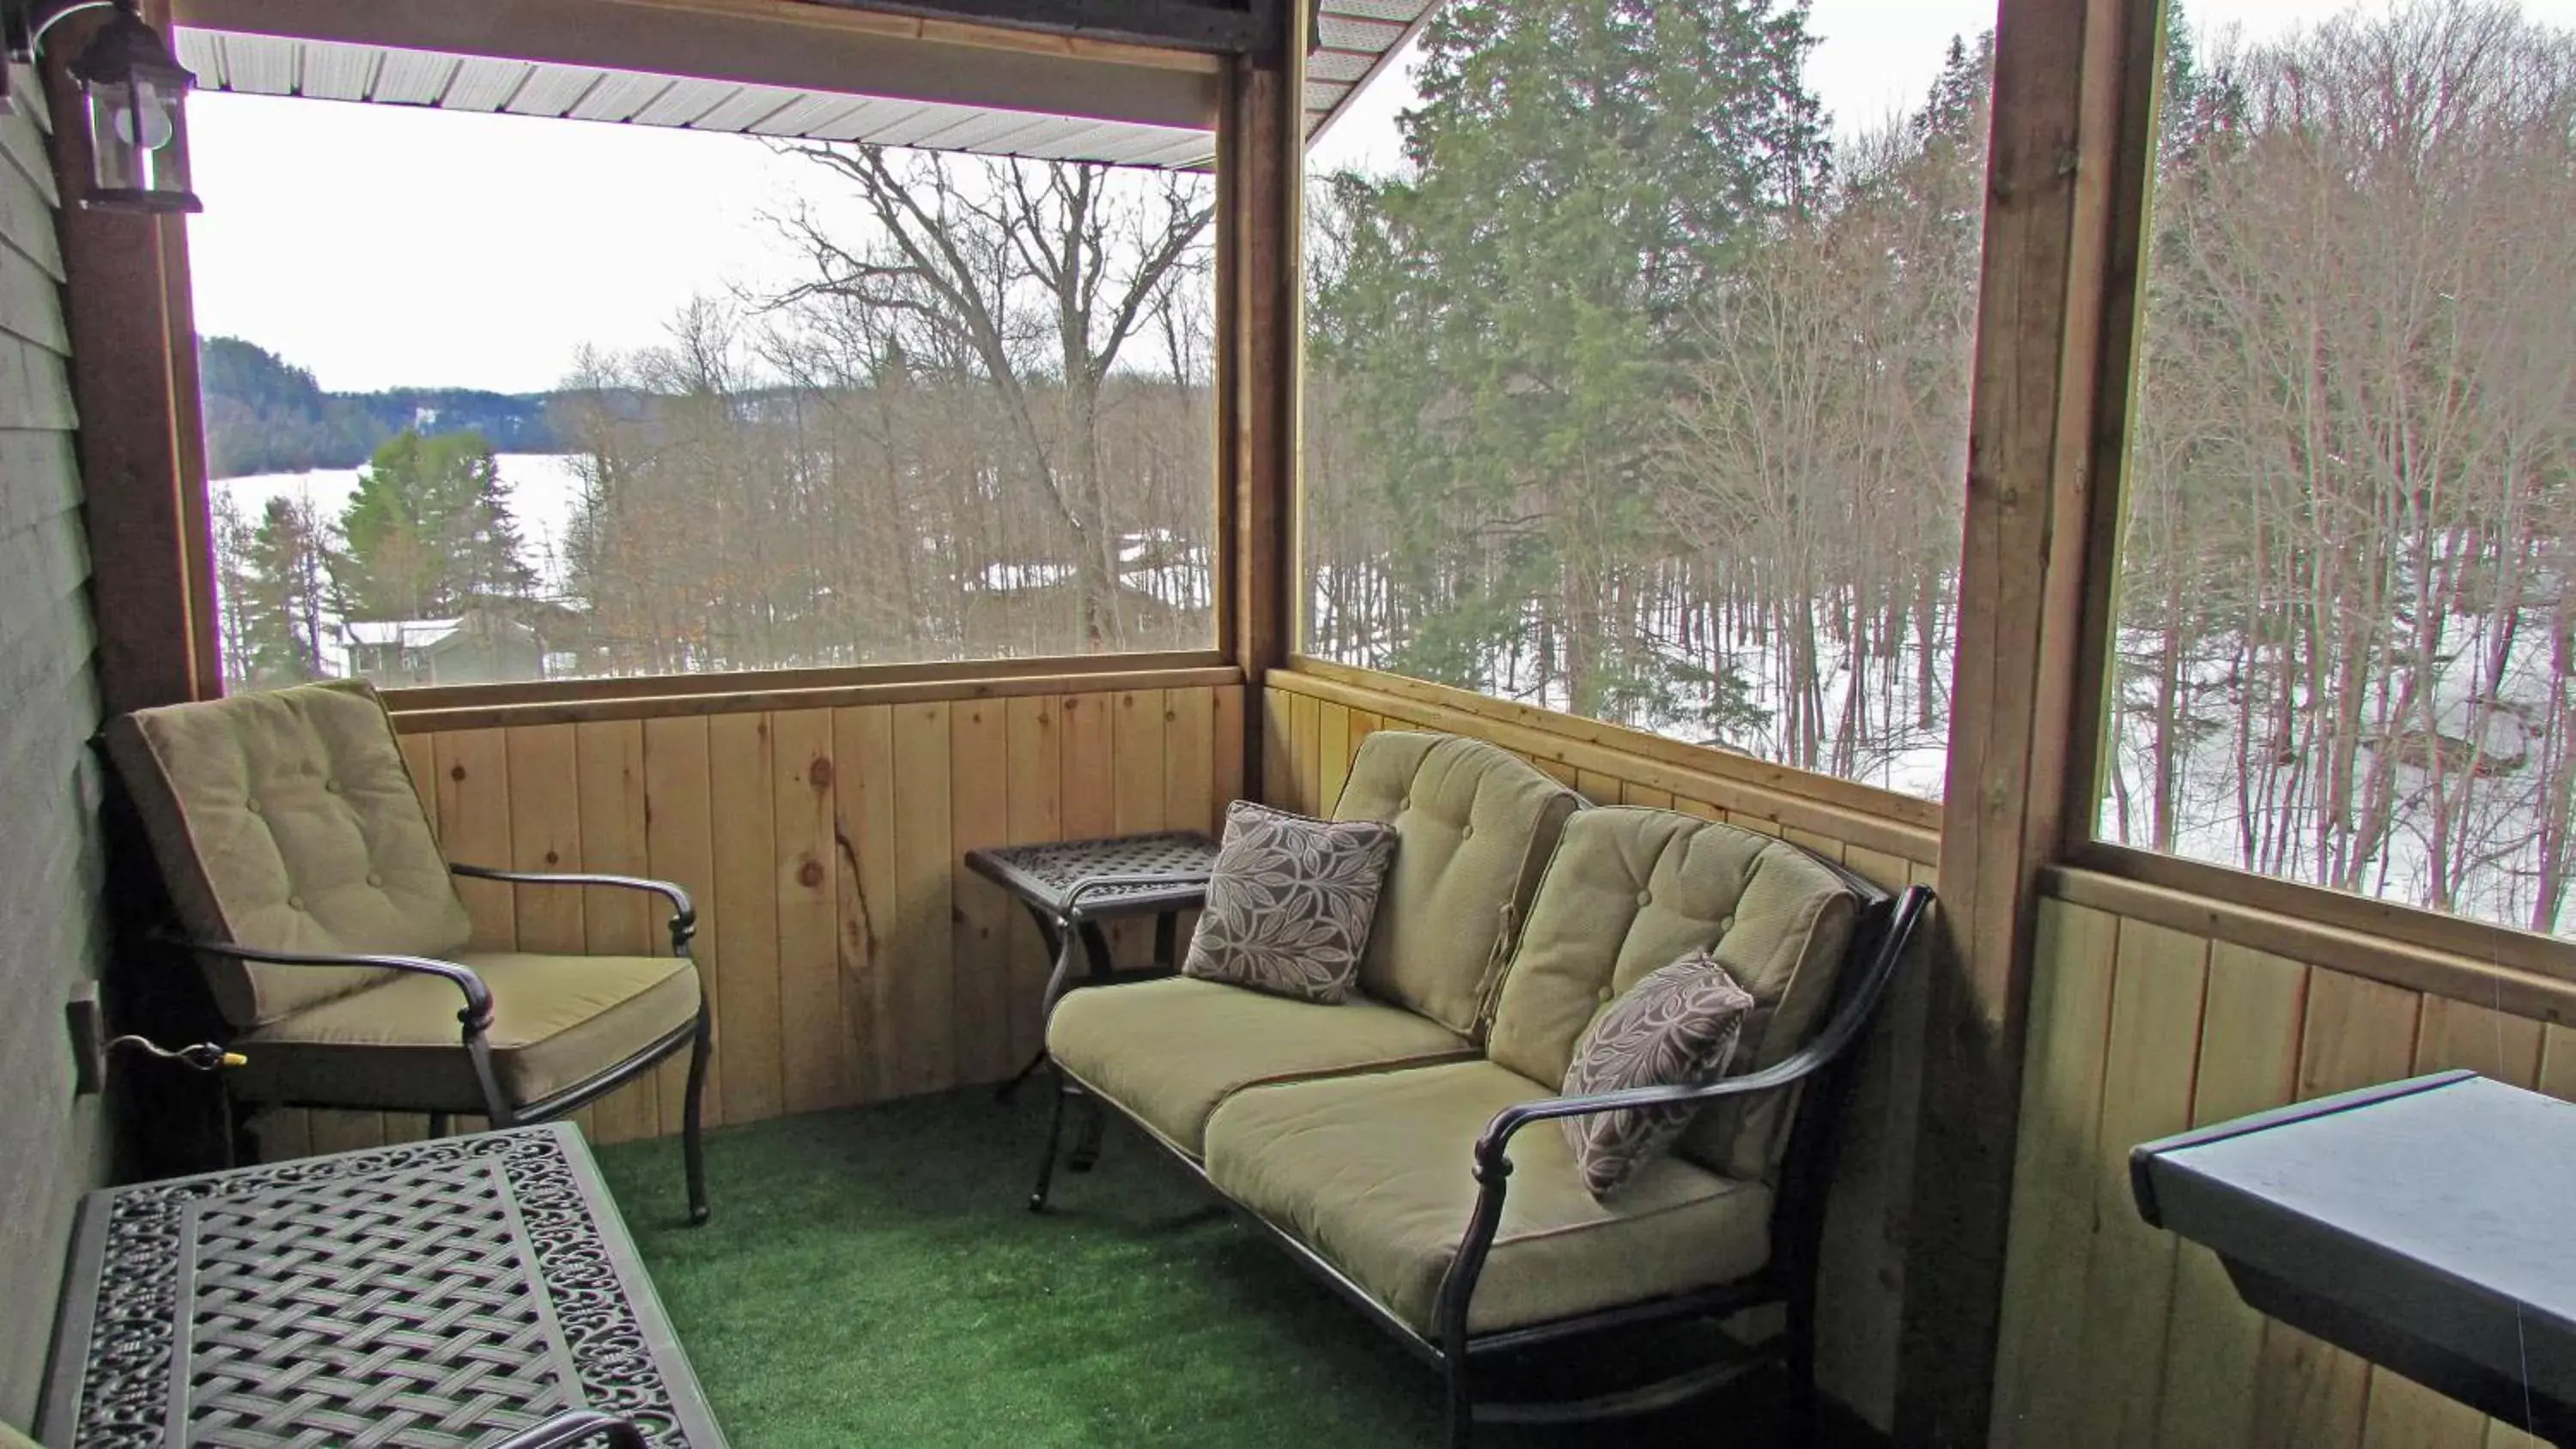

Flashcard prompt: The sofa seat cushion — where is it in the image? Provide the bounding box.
[1203,1060,1773,1337]
[1047,976,1476,1159]
[230,952,700,1113]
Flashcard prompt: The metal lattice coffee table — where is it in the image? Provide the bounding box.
[965,829,1218,1100]
[38,1125,726,1449]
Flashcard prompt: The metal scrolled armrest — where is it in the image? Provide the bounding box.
[490,1410,647,1449]
[1432,884,1933,1355]
[449,863,697,952]
[162,935,496,1031]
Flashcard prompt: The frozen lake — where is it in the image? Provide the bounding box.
[213,452,587,598]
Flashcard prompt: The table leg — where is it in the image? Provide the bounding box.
[1154,912,1179,970]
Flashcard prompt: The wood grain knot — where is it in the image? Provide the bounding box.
[808,757,834,788]
[799,860,825,889]
[450,765,467,781]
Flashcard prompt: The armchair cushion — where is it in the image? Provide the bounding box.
[106,681,471,1027]
[1203,1060,1771,1337]
[228,952,699,1113]
[1329,732,1583,1040]
[1485,809,1861,1180]
[1047,976,1476,1159]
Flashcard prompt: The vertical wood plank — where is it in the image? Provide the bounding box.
[1113,689,1168,834]
[2155,943,2306,1449]
[2251,970,2426,1449]
[306,1110,387,1156]
[1347,709,1382,766]
[505,724,585,955]
[708,712,782,1125]
[834,706,897,1106]
[1990,900,2118,1447]
[1005,695,1065,1067]
[2069,922,2208,1449]
[1289,690,1321,814]
[951,699,1014,1086]
[772,709,841,1114]
[1843,845,1914,897]
[2542,1023,2576,1102]
[576,718,657,1143]
[643,716,717,1132]
[434,731,515,948]
[1619,780,1675,809]
[1060,692,1115,840]
[1260,685,1293,806]
[1164,687,1217,834]
[1575,769,1619,806]
[1212,683,1246,809]
[398,731,440,841]
[2413,996,2544,1087]
[892,702,956,1094]
[1785,826,1850,864]
[1316,702,1351,814]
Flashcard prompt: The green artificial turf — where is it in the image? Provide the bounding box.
[592,1089,1805,1448]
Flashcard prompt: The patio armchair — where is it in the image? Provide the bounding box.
[104,680,712,1222]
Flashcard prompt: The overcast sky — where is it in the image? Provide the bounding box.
[187,0,2575,394]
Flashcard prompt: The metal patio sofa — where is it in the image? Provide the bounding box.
[1033,730,1931,1446]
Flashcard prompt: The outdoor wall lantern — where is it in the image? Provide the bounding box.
[1,0,202,213]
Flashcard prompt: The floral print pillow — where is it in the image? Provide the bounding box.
[1560,950,1757,1198]
[1182,800,1399,1003]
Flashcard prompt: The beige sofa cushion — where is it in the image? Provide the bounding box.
[1204,1060,1773,1337]
[1486,808,1861,1180]
[230,951,700,1113]
[1048,976,1477,1159]
[1329,732,1582,1040]
[106,681,472,1028]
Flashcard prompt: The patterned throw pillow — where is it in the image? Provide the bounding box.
[1182,800,1399,1003]
[1561,950,1757,1199]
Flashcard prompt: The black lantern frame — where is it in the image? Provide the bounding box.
[2,0,203,214]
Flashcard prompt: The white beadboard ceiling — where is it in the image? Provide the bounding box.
[172,0,1438,169]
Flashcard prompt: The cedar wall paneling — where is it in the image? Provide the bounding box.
[1260,668,1939,1432]
[1991,890,2571,1449]
[0,64,109,1428]
[258,683,1244,1160]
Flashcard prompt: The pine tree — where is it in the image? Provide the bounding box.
[335,429,537,621]
[229,494,335,686]
[1315,0,1828,716]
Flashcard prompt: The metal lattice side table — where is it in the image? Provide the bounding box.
[37,1125,726,1449]
[964,830,1218,1101]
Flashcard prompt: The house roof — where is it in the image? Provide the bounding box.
[170,0,1436,169]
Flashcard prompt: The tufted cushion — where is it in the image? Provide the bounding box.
[106,681,471,1028]
[1182,801,1398,1003]
[1559,950,1756,1198]
[229,951,700,1112]
[1486,808,1860,1180]
[1204,1060,1772,1337]
[1329,732,1582,1040]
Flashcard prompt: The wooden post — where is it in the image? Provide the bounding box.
[46,0,218,716]
[1894,0,2164,1441]
[1218,0,1301,791]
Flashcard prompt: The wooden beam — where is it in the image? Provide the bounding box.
[47,3,219,717]
[1894,0,2166,1440]
[170,0,1222,131]
[1218,0,1300,793]
[811,0,1269,54]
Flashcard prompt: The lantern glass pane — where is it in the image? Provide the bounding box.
[86,84,138,191]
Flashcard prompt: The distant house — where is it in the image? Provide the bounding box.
[341,604,546,687]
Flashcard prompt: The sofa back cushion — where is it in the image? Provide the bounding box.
[1487,807,1861,1179]
[1330,731,1583,1040]
[106,680,473,1028]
